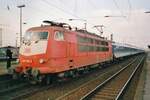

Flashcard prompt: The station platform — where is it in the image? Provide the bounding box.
[0,61,7,75]
[0,63,8,75]
[143,52,150,100]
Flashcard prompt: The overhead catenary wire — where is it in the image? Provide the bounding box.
[127,0,131,12]
[42,0,80,19]
[41,0,92,28]
[57,0,77,16]
[16,0,68,24]
[0,0,116,38]
[41,0,114,37]
[87,0,98,9]
[73,0,77,15]
[112,0,125,18]
[127,0,132,19]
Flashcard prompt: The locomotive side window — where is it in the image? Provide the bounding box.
[77,34,109,52]
[101,41,108,46]
[88,38,94,44]
[95,40,101,45]
[101,47,109,51]
[77,35,87,43]
[78,45,89,52]
[77,35,95,44]
[54,31,64,41]
[78,45,109,52]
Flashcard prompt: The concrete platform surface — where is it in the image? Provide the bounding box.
[143,52,150,100]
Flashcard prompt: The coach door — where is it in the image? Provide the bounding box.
[52,30,67,58]
[67,33,75,69]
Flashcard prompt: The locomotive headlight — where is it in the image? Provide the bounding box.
[39,59,45,64]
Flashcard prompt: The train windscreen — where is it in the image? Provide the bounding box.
[24,32,48,41]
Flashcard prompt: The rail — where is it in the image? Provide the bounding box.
[80,55,145,100]
[56,54,142,100]
[115,55,145,100]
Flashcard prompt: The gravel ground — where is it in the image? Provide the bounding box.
[23,58,135,100]
[133,59,146,100]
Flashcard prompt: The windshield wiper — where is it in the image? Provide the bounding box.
[35,40,39,43]
[23,40,31,46]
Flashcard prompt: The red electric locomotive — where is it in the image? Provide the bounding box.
[12,21,113,84]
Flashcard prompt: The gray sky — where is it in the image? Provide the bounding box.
[0,0,150,49]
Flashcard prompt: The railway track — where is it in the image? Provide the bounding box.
[57,54,145,100]
[4,84,54,100]
[24,55,138,100]
[0,76,54,100]
[0,74,12,81]
[81,55,145,100]
[0,54,144,100]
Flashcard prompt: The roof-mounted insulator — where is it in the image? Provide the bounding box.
[43,20,72,30]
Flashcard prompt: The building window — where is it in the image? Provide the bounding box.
[54,31,64,41]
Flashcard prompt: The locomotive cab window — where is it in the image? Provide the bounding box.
[39,32,48,40]
[54,31,64,41]
[24,31,48,41]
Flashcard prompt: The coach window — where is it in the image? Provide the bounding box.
[54,31,64,41]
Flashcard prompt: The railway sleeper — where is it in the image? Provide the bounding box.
[96,92,118,96]
[98,90,119,95]
[91,98,106,100]
[102,87,121,91]
[93,94,115,100]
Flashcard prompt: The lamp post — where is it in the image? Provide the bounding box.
[68,18,87,30]
[16,33,19,47]
[17,4,25,46]
[145,11,150,13]
[104,15,126,18]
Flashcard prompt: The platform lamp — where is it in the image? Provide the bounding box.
[145,11,150,13]
[17,4,25,46]
[148,45,150,49]
[104,15,126,18]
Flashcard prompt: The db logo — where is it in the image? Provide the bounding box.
[24,48,31,53]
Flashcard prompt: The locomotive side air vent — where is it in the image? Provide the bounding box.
[43,20,72,30]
